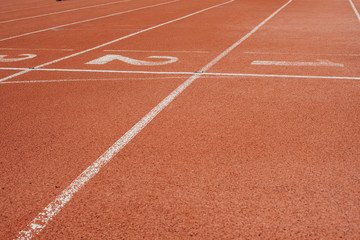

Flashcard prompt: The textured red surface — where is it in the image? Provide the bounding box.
[1,0,359,239]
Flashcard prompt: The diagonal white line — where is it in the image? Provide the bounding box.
[0,0,232,83]
[0,0,130,24]
[1,67,360,81]
[349,0,360,22]
[0,0,179,42]
[15,0,293,239]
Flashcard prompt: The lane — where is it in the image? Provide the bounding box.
[209,0,360,78]
[0,0,131,24]
[0,0,48,11]
[0,0,176,41]
[0,0,129,17]
[0,0,93,15]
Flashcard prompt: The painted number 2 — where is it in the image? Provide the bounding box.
[86,54,178,66]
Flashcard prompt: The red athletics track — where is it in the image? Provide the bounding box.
[0,0,359,239]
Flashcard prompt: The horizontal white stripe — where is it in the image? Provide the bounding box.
[1,76,188,84]
[1,67,359,80]
[251,60,344,67]
[104,50,209,53]
[244,51,360,57]
[0,48,73,51]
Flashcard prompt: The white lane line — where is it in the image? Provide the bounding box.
[0,0,130,24]
[0,67,194,75]
[0,0,179,42]
[244,51,360,57]
[0,0,233,83]
[2,67,360,80]
[251,59,344,67]
[349,0,360,22]
[0,48,74,51]
[104,50,209,53]
[0,76,188,84]
[15,1,292,239]
[199,0,293,72]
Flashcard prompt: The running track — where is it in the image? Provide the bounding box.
[1,0,360,239]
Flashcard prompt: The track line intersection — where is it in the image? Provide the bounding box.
[0,72,188,239]
[209,0,360,78]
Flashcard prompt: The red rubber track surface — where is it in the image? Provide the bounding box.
[1,0,359,239]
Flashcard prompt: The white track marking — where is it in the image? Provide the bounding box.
[0,0,179,42]
[0,0,130,24]
[0,54,36,62]
[15,1,293,239]
[0,0,234,83]
[0,48,73,51]
[244,51,360,57]
[104,50,209,53]
[2,67,359,81]
[86,55,178,65]
[0,76,188,84]
[251,59,344,67]
[199,0,293,72]
[0,67,194,75]
[349,0,360,22]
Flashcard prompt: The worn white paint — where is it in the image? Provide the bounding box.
[86,55,178,66]
[251,59,344,67]
[0,54,36,62]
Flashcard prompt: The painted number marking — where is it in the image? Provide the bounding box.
[86,54,178,66]
[0,54,37,62]
[251,59,344,67]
